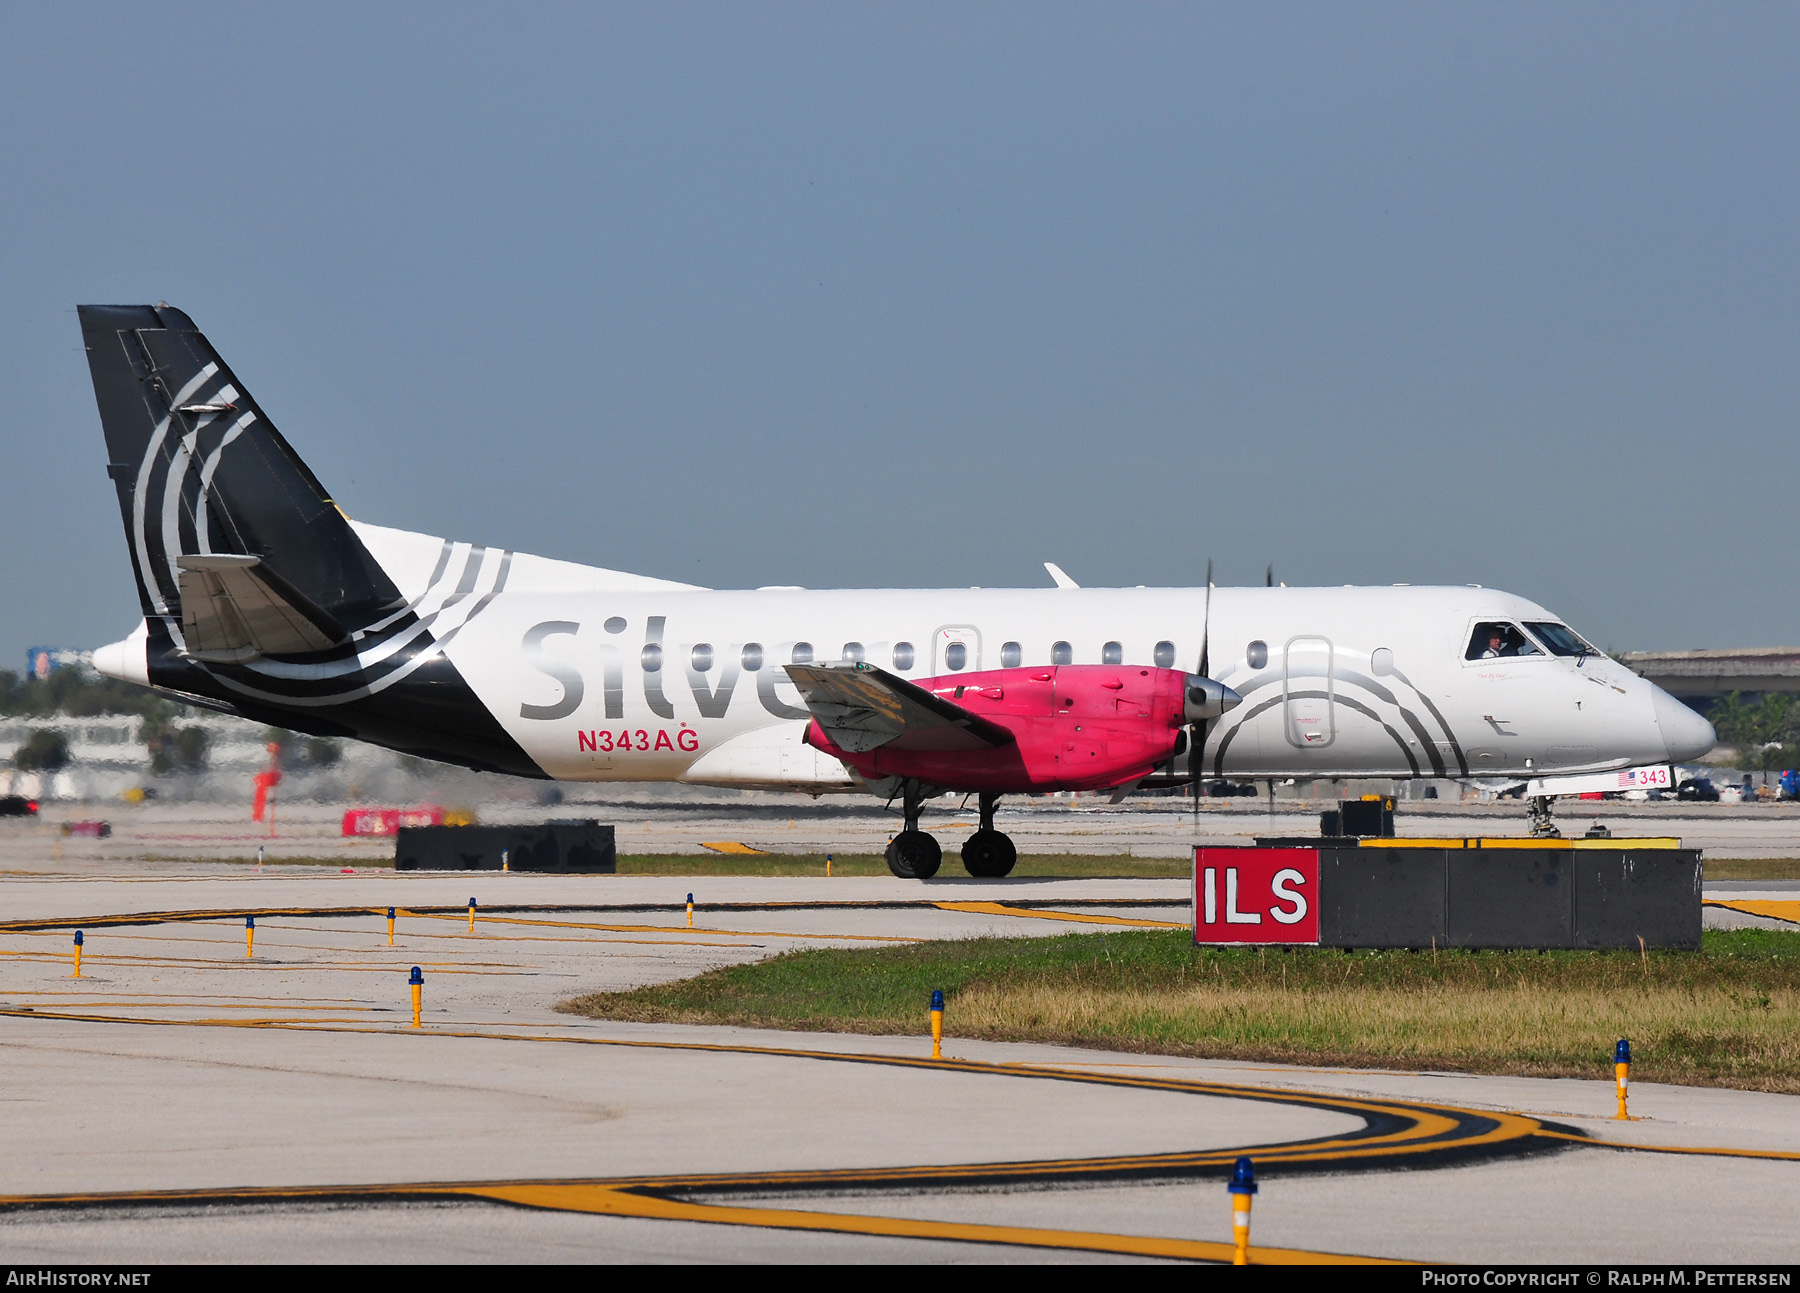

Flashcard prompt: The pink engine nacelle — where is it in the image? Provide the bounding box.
[803,664,1195,794]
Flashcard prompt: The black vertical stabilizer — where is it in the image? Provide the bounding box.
[77,304,402,640]
[78,305,544,779]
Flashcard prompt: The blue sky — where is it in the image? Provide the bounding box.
[2,4,1795,665]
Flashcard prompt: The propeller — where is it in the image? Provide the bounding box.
[1266,564,1274,588]
[1184,559,1243,827]
[1191,560,1213,823]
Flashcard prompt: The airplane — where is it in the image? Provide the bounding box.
[78,304,1716,877]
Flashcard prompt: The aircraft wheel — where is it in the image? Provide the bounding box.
[960,829,1017,878]
[885,830,942,879]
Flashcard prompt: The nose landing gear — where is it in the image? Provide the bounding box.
[960,792,1017,878]
[1527,794,1563,839]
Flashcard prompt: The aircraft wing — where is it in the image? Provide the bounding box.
[784,662,1016,754]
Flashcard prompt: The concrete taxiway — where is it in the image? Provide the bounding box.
[0,861,1797,1264]
[5,795,1800,869]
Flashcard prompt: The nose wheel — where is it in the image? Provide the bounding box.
[960,792,1017,878]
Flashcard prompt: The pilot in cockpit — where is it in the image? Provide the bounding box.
[1467,622,1541,661]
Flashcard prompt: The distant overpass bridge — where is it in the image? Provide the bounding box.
[1619,647,1800,712]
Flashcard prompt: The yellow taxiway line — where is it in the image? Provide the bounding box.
[465,1183,1402,1263]
[4,997,1786,1260]
[1703,899,1800,925]
[934,900,1185,928]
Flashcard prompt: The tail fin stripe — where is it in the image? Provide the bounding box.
[439,543,488,608]
[198,546,492,684]
[193,414,255,555]
[227,545,488,680]
[128,360,220,621]
[352,538,453,640]
[203,548,517,707]
[429,551,514,655]
[160,430,198,614]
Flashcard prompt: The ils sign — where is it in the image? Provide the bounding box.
[1193,848,1320,945]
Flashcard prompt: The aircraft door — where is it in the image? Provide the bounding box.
[1282,636,1335,749]
[933,625,981,675]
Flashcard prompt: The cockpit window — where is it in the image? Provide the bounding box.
[1525,622,1596,658]
[1465,622,1542,661]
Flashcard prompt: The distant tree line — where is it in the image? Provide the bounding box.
[2,667,213,776]
[0,668,170,719]
[1708,692,1800,782]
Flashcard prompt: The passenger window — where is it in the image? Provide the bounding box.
[1246,640,1268,669]
[690,644,714,671]
[1051,641,1072,666]
[1154,640,1176,668]
[791,642,813,664]
[1371,647,1394,676]
[1465,622,1542,661]
[892,641,915,670]
[1102,641,1123,665]
[1000,641,1022,668]
[741,643,764,671]
[945,642,968,671]
[842,642,864,663]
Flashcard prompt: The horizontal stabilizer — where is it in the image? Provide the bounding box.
[176,554,345,662]
[784,662,1015,754]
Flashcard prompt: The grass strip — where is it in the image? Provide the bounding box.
[563,927,1800,1093]
[1701,858,1800,881]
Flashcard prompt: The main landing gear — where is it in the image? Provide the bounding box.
[960,792,1016,878]
[883,787,1017,880]
[885,783,942,878]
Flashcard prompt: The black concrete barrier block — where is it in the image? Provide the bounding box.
[1196,843,1700,949]
[395,822,616,872]
[1448,850,1571,948]
[1572,849,1703,950]
[1318,848,1447,948]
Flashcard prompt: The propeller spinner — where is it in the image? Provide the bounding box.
[1183,676,1241,724]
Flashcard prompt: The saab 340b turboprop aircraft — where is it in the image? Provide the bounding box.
[79,305,1714,878]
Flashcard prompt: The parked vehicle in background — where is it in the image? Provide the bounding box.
[1677,776,1720,802]
[0,796,38,816]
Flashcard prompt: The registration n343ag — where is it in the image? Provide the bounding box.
[80,306,1713,878]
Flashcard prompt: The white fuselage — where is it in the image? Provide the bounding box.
[300,523,1704,793]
